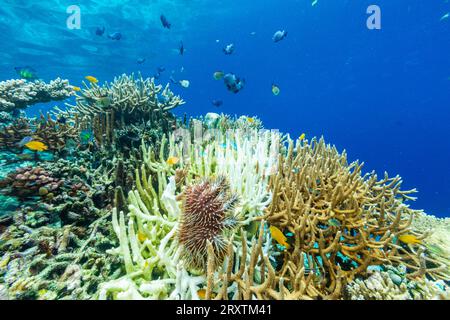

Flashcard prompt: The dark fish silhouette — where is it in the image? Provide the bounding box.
[179,41,184,55]
[108,32,122,40]
[95,26,105,36]
[212,100,223,107]
[223,73,245,93]
[160,15,171,29]
[137,58,146,64]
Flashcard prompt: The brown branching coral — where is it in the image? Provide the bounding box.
[0,114,79,154]
[0,118,33,150]
[179,176,239,270]
[257,136,446,299]
[33,113,79,153]
[204,223,318,300]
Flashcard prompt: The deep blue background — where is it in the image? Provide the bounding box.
[0,0,449,216]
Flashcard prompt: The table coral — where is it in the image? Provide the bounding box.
[0,78,73,113]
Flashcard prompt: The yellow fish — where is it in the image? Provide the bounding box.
[213,71,224,80]
[85,76,98,84]
[166,156,180,166]
[197,289,216,300]
[137,231,147,242]
[398,234,422,245]
[247,117,255,123]
[269,226,290,249]
[72,86,81,91]
[25,141,48,152]
[299,133,306,141]
[272,84,280,96]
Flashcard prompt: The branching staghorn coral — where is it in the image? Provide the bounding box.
[258,135,448,299]
[346,264,449,300]
[66,73,184,149]
[0,78,73,112]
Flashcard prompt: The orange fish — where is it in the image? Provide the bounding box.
[25,141,48,152]
[197,289,216,299]
[269,226,290,249]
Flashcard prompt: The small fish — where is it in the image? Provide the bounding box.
[223,73,245,93]
[299,133,306,141]
[25,141,48,152]
[80,129,93,144]
[247,117,255,123]
[95,26,105,36]
[71,85,81,91]
[250,31,256,36]
[213,71,224,80]
[137,58,146,64]
[312,0,318,7]
[197,289,216,300]
[398,234,422,245]
[328,218,341,228]
[273,30,288,42]
[160,14,171,29]
[16,153,34,160]
[166,156,179,165]
[157,66,166,73]
[212,99,223,107]
[179,41,185,55]
[272,83,280,96]
[57,116,67,124]
[96,95,111,108]
[137,231,147,242]
[107,32,122,40]
[223,43,235,55]
[17,136,34,147]
[269,226,290,249]
[15,66,37,80]
[85,76,98,84]
[179,80,190,88]
[440,12,449,21]
[169,76,177,84]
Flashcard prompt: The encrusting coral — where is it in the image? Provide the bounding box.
[0,166,64,199]
[0,78,73,113]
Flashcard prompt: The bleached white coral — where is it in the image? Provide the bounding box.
[98,126,281,300]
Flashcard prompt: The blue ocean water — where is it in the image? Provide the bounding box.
[0,0,448,216]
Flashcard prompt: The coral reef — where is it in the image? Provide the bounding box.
[0,72,448,301]
[0,78,73,112]
[346,265,449,300]
[66,73,183,150]
[259,136,447,298]
[0,166,64,199]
